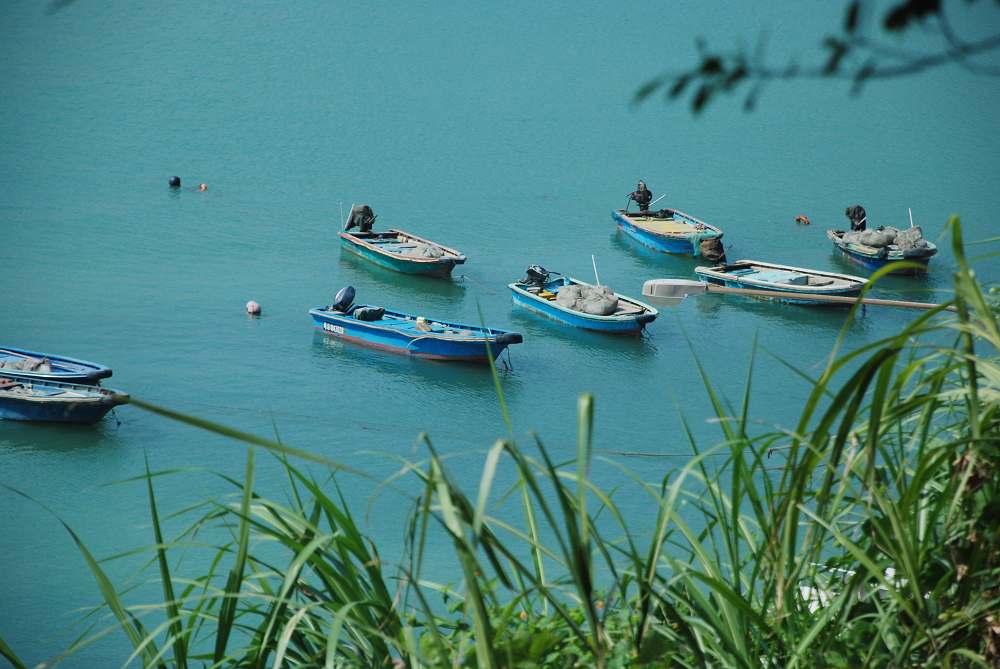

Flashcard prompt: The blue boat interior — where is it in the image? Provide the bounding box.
[513,270,650,317]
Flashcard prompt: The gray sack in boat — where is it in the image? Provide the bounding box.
[895,226,930,254]
[0,356,52,373]
[842,227,898,248]
[556,284,619,316]
[410,243,444,259]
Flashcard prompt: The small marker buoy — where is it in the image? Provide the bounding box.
[169,176,181,188]
[795,214,811,225]
[246,300,261,315]
[199,183,208,191]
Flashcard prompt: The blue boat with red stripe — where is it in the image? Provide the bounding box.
[310,287,522,363]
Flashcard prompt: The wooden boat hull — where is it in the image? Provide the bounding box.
[827,231,937,273]
[339,229,467,277]
[509,276,657,334]
[612,209,723,256]
[310,308,521,362]
[0,346,112,384]
[695,260,867,306]
[0,374,128,424]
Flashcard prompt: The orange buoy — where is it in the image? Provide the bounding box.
[795,215,811,225]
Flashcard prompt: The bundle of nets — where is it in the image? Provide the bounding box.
[555,284,619,315]
[0,357,52,373]
[410,243,445,259]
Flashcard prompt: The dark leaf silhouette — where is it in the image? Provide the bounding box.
[692,84,714,113]
[845,0,862,33]
[823,37,851,75]
[700,56,724,75]
[884,0,942,31]
[633,77,665,103]
[852,60,877,94]
[668,74,692,99]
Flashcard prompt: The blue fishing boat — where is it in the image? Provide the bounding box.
[310,287,522,362]
[694,260,867,305]
[0,373,128,424]
[339,204,466,277]
[0,346,112,384]
[509,266,657,333]
[612,207,724,257]
[827,229,937,272]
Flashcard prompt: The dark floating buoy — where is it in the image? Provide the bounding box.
[169,176,181,188]
[246,300,261,316]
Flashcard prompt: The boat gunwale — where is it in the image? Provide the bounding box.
[339,228,468,265]
[508,276,659,322]
[694,259,868,294]
[309,307,514,343]
[614,208,724,239]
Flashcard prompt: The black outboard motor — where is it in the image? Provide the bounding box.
[344,205,377,232]
[521,265,550,288]
[845,205,867,231]
[331,286,356,313]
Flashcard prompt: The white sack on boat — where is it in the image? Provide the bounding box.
[410,243,444,259]
[843,227,898,248]
[0,357,52,373]
[556,284,619,315]
[895,226,929,253]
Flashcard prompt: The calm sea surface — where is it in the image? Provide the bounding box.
[2,1,999,663]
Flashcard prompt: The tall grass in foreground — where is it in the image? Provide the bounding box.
[4,216,999,668]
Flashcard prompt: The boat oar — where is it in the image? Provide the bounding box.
[591,254,601,286]
[642,279,955,312]
[648,193,667,208]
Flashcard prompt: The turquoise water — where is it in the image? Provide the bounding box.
[2,1,999,663]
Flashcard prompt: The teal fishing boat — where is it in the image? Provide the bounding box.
[694,260,867,305]
[339,204,466,277]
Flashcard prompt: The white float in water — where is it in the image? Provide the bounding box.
[246,300,261,315]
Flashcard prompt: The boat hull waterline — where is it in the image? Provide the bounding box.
[310,308,522,362]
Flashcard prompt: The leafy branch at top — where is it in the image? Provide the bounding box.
[635,0,1000,114]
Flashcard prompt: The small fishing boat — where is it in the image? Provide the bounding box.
[339,204,466,277]
[694,260,867,305]
[310,287,522,362]
[509,266,657,333]
[827,226,937,273]
[0,373,129,424]
[612,207,724,257]
[0,346,112,384]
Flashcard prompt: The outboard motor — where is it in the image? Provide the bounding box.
[521,265,550,288]
[344,205,377,232]
[331,286,356,313]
